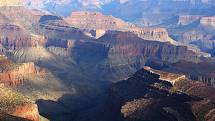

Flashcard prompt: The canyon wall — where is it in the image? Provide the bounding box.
[65,11,134,30]
[0,57,38,86]
[0,24,48,50]
[200,16,215,27]
[178,15,202,25]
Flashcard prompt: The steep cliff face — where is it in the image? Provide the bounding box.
[0,24,48,50]
[101,68,215,121]
[99,31,201,64]
[0,56,38,85]
[65,11,172,42]
[70,31,205,82]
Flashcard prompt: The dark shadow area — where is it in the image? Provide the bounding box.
[39,15,63,23]
[36,82,111,121]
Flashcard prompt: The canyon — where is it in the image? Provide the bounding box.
[0,1,214,121]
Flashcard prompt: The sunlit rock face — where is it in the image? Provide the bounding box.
[0,56,39,86]
[0,24,48,50]
[65,11,134,30]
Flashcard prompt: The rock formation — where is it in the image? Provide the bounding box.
[66,11,172,42]
[0,84,40,121]
[101,68,215,121]
[65,11,135,30]
[69,31,208,83]
[0,56,39,86]
[0,24,48,50]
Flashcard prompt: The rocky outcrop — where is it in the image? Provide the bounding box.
[143,66,186,85]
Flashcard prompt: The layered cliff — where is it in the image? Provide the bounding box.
[0,56,38,86]
[0,24,48,50]
[65,11,176,44]
[65,11,135,30]
[168,16,215,56]
[70,31,206,82]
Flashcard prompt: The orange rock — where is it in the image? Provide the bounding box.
[11,103,40,121]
